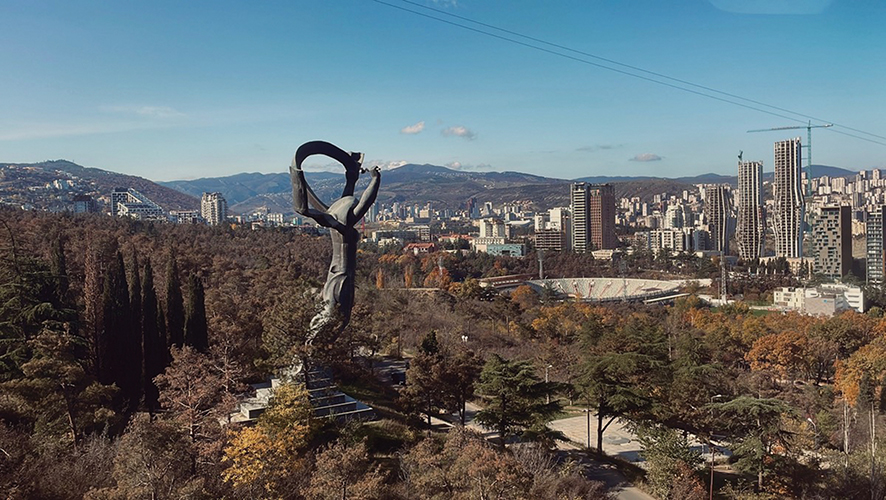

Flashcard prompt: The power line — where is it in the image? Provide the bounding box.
[372,0,886,147]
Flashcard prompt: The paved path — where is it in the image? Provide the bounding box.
[372,359,655,500]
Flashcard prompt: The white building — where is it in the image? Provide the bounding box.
[737,160,764,260]
[201,192,228,226]
[773,138,804,258]
[773,283,865,316]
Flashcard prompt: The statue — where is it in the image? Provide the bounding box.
[290,141,381,345]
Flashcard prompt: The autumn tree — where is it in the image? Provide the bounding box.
[399,427,532,498]
[87,414,204,499]
[307,439,386,500]
[155,346,230,444]
[222,382,315,497]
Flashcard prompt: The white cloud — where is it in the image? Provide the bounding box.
[400,121,425,135]
[446,161,462,170]
[442,125,476,140]
[432,0,458,7]
[629,153,663,162]
[101,105,186,119]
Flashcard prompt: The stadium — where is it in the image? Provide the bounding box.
[523,278,684,303]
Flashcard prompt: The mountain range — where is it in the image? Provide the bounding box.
[1,159,859,216]
[161,163,858,215]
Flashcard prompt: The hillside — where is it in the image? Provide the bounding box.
[1,160,199,211]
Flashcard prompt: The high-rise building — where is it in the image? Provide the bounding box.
[812,206,851,280]
[773,138,804,258]
[570,183,589,253]
[588,184,617,250]
[570,183,617,252]
[201,192,228,226]
[703,184,733,253]
[867,206,886,284]
[737,161,764,260]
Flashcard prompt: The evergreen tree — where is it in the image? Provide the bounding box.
[142,261,163,414]
[49,235,69,308]
[166,255,185,348]
[100,252,130,394]
[184,274,208,352]
[475,354,562,447]
[125,252,143,410]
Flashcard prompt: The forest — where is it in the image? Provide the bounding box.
[2,206,886,499]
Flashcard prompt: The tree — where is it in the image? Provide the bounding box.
[307,440,386,500]
[155,346,229,444]
[437,347,482,426]
[715,396,796,492]
[2,328,116,451]
[637,424,703,499]
[475,354,561,446]
[142,261,164,414]
[89,414,204,500]
[100,251,132,404]
[576,315,668,455]
[402,332,447,433]
[165,255,184,348]
[222,382,315,497]
[184,274,208,352]
[125,252,143,411]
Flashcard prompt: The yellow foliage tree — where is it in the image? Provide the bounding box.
[835,336,886,407]
[222,382,314,496]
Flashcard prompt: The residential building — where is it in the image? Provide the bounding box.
[737,160,764,260]
[201,192,227,226]
[110,188,166,220]
[773,138,804,258]
[703,184,733,253]
[570,183,589,253]
[72,194,99,214]
[571,183,616,252]
[812,206,852,280]
[867,206,886,284]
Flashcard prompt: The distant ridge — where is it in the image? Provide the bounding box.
[161,163,860,214]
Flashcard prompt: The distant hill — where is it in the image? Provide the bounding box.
[162,163,860,215]
[577,165,857,187]
[2,160,199,211]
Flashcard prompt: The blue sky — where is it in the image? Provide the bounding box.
[1,0,884,181]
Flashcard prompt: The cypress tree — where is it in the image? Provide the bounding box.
[101,251,130,392]
[158,302,169,368]
[127,253,143,409]
[49,235,69,308]
[184,274,208,352]
[166,255,185,348]
[142,261,163,414]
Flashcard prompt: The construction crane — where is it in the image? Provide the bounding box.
[747,121,833,196]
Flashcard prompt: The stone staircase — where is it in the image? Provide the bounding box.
[229,366,376,424]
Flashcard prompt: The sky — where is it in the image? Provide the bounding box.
[1,0,884,181]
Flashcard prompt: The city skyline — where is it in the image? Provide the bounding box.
[1,1,884,181]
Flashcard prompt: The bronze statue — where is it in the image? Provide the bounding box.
[290,141,381,345]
